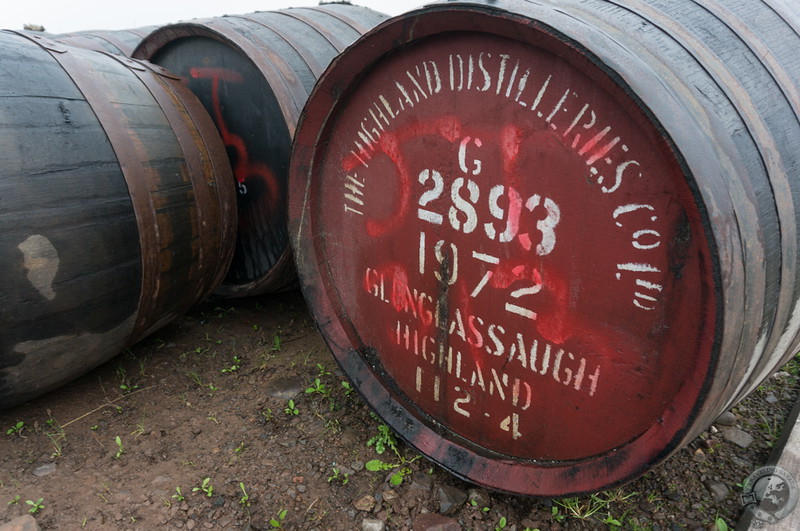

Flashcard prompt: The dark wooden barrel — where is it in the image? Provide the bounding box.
[288,0,800,495]
[133,5,389,296]
[0,30,236,409]
[54,26,158,55]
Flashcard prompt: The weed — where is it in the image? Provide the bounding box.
[757,411,780,447]
[26,497,44,514]
[284,399,299,416]
[117,365,139,394]
[271,332,282,353]
[305,378,330,396]
[327,467,350,485]
[6,421,25,437]
[46,431,64,458]
[221,355,242,373]
[367,424,398,456]
[495,516,507,530]
[316,363,331,377]
[187,371,204,386]
[239,482,251,508]
[193,477,213,497]
[270,508,288,529]
[261,409,274,422]
[553,495,608,520]
[365,455,419,486]
[551,506,566,523]
[7,495,20,505]
[715,513,729,531]
[214,306,235,318]
[172,487,185,502]
[341,381,355,396]
[113,436,124,459]
[203,333,223,345]
[234,442,246,455]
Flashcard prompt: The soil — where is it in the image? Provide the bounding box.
[1,290,798,530]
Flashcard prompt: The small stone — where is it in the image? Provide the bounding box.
[766,394,779,404]
[0,515,42,531]
[714,411,737,426]
[413,513,462,531]
[355,495,377,512]
[350,461,365,472]
[382,489,399,502]
[409,471,433,492]
[692,448,706,462]
[362,518,385,531]
[436,485,468,516]
[186,519,196,530]
[704,481,729,503]
[719,426,755,449]
[266,376,306,399]
[32,463,56,477]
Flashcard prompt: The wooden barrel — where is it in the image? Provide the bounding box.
[54,26,158,55]
[0,31,236,409]
[288,0,800,495]
[133,5,389,296]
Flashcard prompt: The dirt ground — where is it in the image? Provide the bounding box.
[1,289,798,530]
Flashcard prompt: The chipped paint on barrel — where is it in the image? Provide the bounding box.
[288,2,739,496]
[0,30,236,409]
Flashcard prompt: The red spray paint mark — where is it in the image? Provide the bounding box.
[190,67,279,203]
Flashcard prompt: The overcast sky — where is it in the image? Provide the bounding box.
[2,1,427,34]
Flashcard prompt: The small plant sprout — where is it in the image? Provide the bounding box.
[270,508,288,529]
[26,497,44,514]
[495,516,508,531]
[271,333,282,353]
[193,477,213,497]
[238,482,251,508]
[172,487,185,502]
[341,381,355,396]
[113,436,124,459]
[234,441,246,454]
[6,421,25,436]
[221,354,242,373]
[327,466,350,485]
[305,378,330,396]
[284,399,299,416]
[316,363,331,377]
[7,495,20,505]
[365,456,419,486]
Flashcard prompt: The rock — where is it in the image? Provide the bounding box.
[413,513,462,531]
[409,471,433,492]
[354,495,377,512]
[719,426,755,449]
[714,411,737,426]
[704,481,729,503]
[32,463,56,477]
[692,448,706,462]
[362,518,385,531]
[382,489,399,502]
[436,485,468,516]
[0,515,41,531]
[766,394,779,404]
[265,376,305,399]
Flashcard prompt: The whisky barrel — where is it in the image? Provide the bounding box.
[0,31,236,409]
[133,5,388,296]
[54,26,157,55]
[288,0,800,495]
